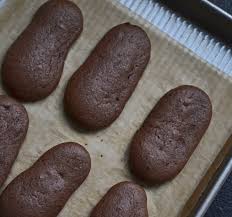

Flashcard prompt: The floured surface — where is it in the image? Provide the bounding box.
[0,0,232,216]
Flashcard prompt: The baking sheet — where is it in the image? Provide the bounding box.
[0,0,232,216]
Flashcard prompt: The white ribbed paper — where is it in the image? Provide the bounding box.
[118,0,232,76]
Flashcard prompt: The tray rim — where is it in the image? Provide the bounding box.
[180,134,232,217]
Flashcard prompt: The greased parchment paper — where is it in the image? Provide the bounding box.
[0,0,232,216]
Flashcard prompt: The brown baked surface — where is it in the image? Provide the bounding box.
[129,85,212,184]
[0,142,91,217]
[2,0,83,102]
[90,181,148,217]
[0,95,28,188]
[64,23,151,130]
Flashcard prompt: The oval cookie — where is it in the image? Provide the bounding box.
[129,85,212,184]
[90,181,148,217]
[2,0,83,101]
[64,23,151,130]
[0,142,91,217]
[0,95,28,188]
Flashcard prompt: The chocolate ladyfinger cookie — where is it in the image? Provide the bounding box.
[0,95,28,188]
[2,0,83,101]
[64,23,151,130]
[0,142,91,217]
[90,182,148,217]
[130,85,212,184]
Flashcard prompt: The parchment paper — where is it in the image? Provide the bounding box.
[0,0,232,216]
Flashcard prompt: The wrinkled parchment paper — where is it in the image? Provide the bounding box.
[0,0,232,216]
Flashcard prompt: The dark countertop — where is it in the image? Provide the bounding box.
[205,172,232,217]
[160,0,232,44]
[210,0,232,14]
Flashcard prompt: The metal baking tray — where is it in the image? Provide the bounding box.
[195,151,232,217]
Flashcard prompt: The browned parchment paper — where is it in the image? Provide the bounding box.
[0,0,232,216]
